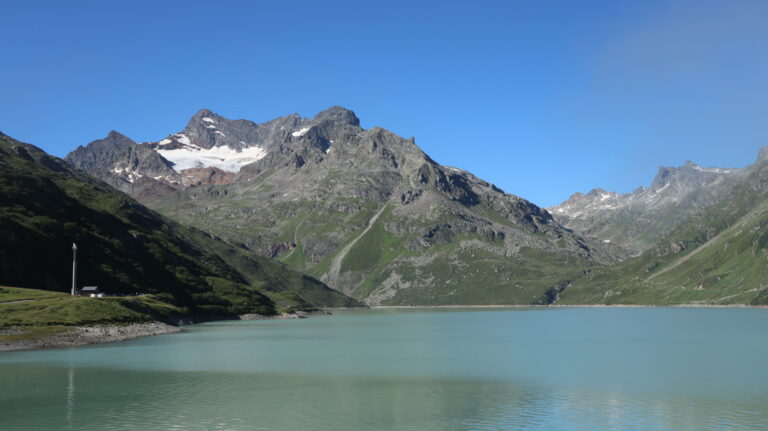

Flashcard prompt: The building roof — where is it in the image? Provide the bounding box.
[81,286,99,292]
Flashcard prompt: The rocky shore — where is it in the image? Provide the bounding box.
[0,321,181,352]
[0,310,334,353]
[238,310,331,320]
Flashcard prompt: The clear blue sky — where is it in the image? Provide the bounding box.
[2,0,767,207]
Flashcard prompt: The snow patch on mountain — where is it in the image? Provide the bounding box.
[292,127,310,137]
[112,164,144,183]
[653,183,670,194]
[175,134,191,145]
[692,165,731,174]
[157,145,267,173]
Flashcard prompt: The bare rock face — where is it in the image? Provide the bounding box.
[66,131,178,193]
[757,146,768,163]
[66,107,614,305]
[179,167,235,187]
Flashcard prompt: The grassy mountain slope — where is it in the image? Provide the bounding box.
[0,285,188,349]
[0,133,359,317]
[560,159,768,305]
[0,286,184,327]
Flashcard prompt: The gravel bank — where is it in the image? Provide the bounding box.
[0,311,333,352]
[0,322,180,352]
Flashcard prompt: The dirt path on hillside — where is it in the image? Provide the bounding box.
[325,203,389,288]
[280,218,306,261]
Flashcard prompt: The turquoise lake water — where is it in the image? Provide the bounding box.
[1,307,768,430]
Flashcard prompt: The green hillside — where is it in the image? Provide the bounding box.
[0,286,184,327]
[0,286,189,345]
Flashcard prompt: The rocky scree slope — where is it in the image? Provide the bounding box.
[1,132,359,316]
[68,107,614,306]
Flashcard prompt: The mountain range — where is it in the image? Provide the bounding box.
[67,107,614,305]
[548,160,755,254]
[6,104,760,307]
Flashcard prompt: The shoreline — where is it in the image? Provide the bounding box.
[3,304,764,353]
[0,321,181,353]
[0,310,331,353]
[369,303,767,309]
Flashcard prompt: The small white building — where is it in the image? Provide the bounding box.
[80,286,103,298]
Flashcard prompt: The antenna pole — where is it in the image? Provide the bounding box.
[71,243,78,296]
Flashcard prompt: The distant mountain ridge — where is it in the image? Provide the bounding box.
[67,107,614,305]
[559,153,768,306]
[32,105,768,307]
[548,158,757,254]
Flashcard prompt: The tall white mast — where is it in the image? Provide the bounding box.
[71,243,77,296]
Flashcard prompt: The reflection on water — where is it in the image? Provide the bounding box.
[1,308,768,430]
[66,368,74,424]
[2,366,768,430]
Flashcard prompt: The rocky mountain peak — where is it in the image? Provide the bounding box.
[67,130,136,163]
[102,130,136,147]
[313,106,360,127]
[193,108,215,117]
[175,109,239,150]
[586,188,612,198]
[548,188,623,220]
[650,160,733,193]
[186,108,223,128]
[550,152,750,255]
[65,129,177,188]
[650,166,673,191]
[757,146,768,163]
[559,191,586,206]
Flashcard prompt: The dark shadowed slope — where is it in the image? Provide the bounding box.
[0,132,360,316]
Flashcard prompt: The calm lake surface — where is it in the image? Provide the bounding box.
[1,307,768,430]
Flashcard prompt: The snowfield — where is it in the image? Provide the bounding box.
[157,144,267,172]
